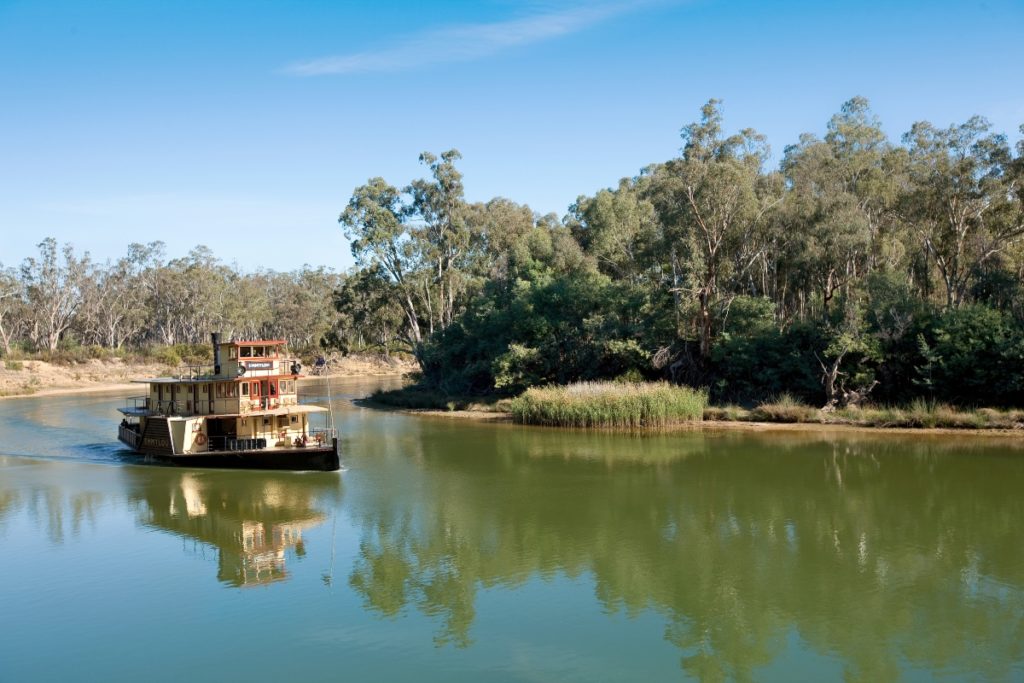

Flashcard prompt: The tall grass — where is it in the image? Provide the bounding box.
[751,393,819,423]
[705,396,1024,430]
[510,381,707,429]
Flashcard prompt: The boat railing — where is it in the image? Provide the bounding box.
[310,427,337,446]
[118,422,142,449]
[208,436,268,452]
[142,398,206,417]
[126,395,150,411]
[175,363,217,380]
[168,358,304,381]
[238,358,304,378]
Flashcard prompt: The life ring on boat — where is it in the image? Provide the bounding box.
[195,432,208,445]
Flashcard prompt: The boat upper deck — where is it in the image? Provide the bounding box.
[118,402,328,418]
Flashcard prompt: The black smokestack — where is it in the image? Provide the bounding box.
[212,332,222,375]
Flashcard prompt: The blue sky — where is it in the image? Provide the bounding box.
[1,0,1022,273]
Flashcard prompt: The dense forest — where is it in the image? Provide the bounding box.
[336,97,1024,408]
[0,240,340,360]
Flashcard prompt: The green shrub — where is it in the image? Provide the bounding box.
[369,385,510,413]
[510,381,707,429]
[4,359,23,371]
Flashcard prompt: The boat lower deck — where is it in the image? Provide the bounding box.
[118,426,339,471]
[136,439,340,471]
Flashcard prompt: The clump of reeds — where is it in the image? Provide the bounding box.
[841,401,1023,429]
[751,393,820,423]
[510,381,707,429]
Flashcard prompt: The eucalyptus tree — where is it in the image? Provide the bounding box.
[340,150,477,358]
[407,150,474,332]
[471,198,587,302]
[900,116,1024,309]
[327,266,406,354]
[20,238,91,351]
[262,266,340,347]
[340,176,430,355]
[75,243,162,348]
[648,100,779,358]
[568,178,660,286]
[0,266,26,356]
[465,197,537,300]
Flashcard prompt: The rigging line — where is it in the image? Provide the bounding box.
[325,369,335,433]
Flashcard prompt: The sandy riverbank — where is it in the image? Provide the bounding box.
[0,354,415,400]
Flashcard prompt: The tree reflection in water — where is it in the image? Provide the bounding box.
[343,424,1024,680]
[2,425,1022,679]
[0,456,108,544]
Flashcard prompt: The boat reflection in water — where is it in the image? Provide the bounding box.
[125,467,341,587]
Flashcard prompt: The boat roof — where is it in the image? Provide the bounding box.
[133,376,262,384]
[119,405,328,417]
[224,339,287,346]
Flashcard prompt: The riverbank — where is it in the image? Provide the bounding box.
[366,385,1024,435]
[363,402,1024,438]
[0,354,414,400]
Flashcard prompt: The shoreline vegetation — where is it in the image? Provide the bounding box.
[334,98,1024,432]
[4,99,1024,427]
[368,382,1024,433]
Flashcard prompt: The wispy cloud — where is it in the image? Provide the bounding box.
[281,2,661,76]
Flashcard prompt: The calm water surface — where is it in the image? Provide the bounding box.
[1,378,1022,682]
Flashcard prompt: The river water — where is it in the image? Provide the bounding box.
[1,378,1022,682]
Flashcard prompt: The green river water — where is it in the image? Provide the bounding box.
[1,378,1022,682]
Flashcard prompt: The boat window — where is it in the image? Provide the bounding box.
[269,381,277,396]
[262,417,271,426]
[225,383,236,398]
[253,346,265,357]
[290,415,298,424]
[228,346,237,360]
[241,383,248,396]
[277,415,288,428]
[250,381,259,397]
[240,346,252,358]
[215,383,223,398]
[202,384,207,394]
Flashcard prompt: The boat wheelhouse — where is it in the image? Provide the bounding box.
[118,333,339,471]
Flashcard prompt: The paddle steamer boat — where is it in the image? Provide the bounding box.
[117,333,339,471]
